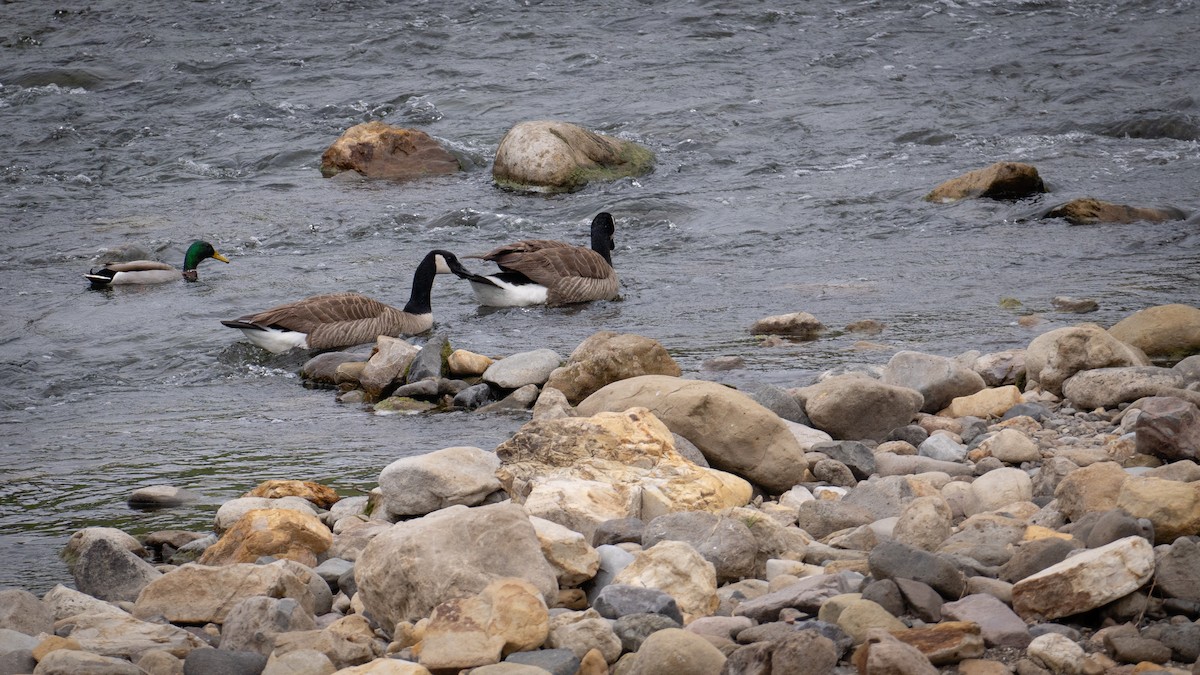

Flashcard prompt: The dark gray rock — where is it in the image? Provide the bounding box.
[299,350,368,386]
[72,538,163,603]
[592,517,644,547]
[742,382,811,425]
[313,558,354,593]
[1133,396,1200,462]
[810,441,877,480]
[886,424,929,446]
[593,584,683,623]
[1146,621,1200,663]
[1085,510,1153,548]
[767,630,840,675]
[613,612,681,653]
[868,540,966,599]
[721,642,772,675]
[452,382,493,410]
[894,578,943,623]
[337,567,357,600]
[390,379,439,399]
[642,511,758,583]
[861,579,905,618]
[406,334,448,383]
[999,537,1079,584]
[183,649,268,675]
[0,648,36,675]
[1002,402,1051,422]
[881,350,987,413]
[1156,537,1200,603]
[505,648,581,675]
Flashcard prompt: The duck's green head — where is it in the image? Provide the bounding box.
[182,240,231,280]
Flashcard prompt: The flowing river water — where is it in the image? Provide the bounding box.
[1,0,1198,593]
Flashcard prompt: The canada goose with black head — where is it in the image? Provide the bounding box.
[447,211,619,307]
[84,240,230,287]
[220,249,457,353]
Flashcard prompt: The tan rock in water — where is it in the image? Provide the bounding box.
[1044,197,1185,224]
[925,161,1045,202]
[198,508,332,566]
[320,121,459,179]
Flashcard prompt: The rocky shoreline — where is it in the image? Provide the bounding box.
[2,304,1200,675]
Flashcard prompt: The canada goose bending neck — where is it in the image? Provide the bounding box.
[85,240,230,287]
[220,249,457,353]
[447,211,619,307]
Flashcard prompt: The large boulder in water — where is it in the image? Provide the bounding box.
[577,375,805,493]
[1108,303,1200,365]
[924,161,1045,202]
[1043,197,1186,225]
[320,121,459,179]
[492,120,654,193]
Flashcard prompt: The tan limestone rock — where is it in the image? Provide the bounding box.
[447,349,494,376]
[417,578,549,671]
[1025,324,1150,396]
[197,508,332,567]
[133,561,316,624]
[320,121,459,179]
[244,479,340,509]
[940,385,1023,419]
[749,312,825,340]
[925,162,1046,202]
[1114,476,1200,543]
[613,540,719,623]
[1044,197,1185,225]
[1053,461,1130,522]
[495,408,751,538]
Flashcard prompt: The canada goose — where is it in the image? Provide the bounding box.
[84,240,230,287]
[448,212,619,307]
[220,249,457,353]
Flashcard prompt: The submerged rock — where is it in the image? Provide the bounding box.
[320,121,459,179]
[925,161,1045,202]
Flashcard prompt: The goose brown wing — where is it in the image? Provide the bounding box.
[469,239,572,261]
[305,305,432,350]
[546,271,620,306]
[495,246,613,287]
[235,293,391,333]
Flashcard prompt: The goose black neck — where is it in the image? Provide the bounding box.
[403,250,449,315]
[590,212,615,266]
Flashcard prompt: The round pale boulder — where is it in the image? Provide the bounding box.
[1024,324,1150,396]
[492,120,654,193]
[355,502,559,630]
[1108,303,1200,364]
[798,374,924,442]
[881,351,986,413]
[576,376,805,493]
[320,121,459,179]
[1060,366,1184,410]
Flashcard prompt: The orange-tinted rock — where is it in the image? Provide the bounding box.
[1044,197,1185,225]
[890,621,985,665]
[245,479,341,509]
[320,121,459,179]
[198,508,333,566]
[925,162,1046,202]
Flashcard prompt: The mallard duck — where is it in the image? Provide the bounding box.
[447,211,619,307]
[220,249,457,353]
[84,240,230,287]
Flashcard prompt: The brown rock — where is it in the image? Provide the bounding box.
[133,561,316,624]
[925,161,1045,202]
[320,121,459,179]
[197,508,332,566]
[890,621,985,666]
[750,312,825,339]
[1044,197,1185,225]
[245,479,340,509]
[1011,536,1155,621]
